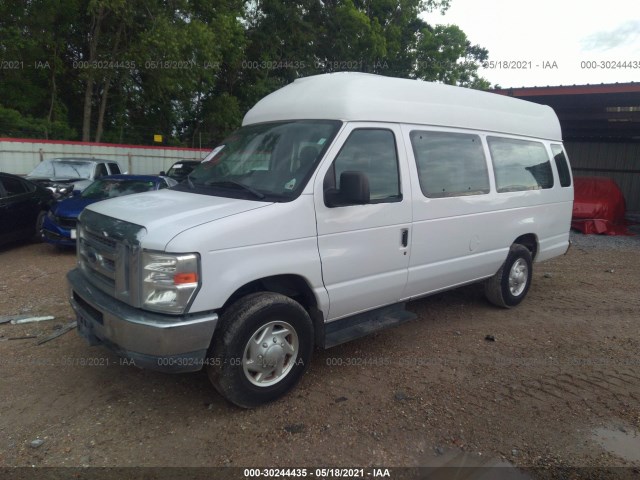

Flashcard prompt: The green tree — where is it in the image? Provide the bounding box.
[241,0,488,92]
[0,0,78,139]
[122,0,245,146]
[415,24,489,88]
[0,0,489,146]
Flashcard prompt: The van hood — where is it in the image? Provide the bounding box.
[84,189,272,250]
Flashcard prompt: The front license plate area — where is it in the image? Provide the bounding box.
[75,310,103,346]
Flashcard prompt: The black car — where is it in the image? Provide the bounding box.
[161,160,201,181]
[0,172,53,247]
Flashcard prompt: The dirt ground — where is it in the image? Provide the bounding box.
[1,235,639,478]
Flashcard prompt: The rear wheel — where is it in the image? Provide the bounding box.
[484,244,532,308]
[207,292,314,408]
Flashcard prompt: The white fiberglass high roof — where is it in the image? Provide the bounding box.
[243,72,562,141]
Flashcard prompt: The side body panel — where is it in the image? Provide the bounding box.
[312,123,413,321]
[401,124,573,300]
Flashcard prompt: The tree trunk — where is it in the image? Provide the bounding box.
[94,77,111,143]
[82,79,94,142]
[95,23,124,143]
[46,50,57,140]
[82,6,105,142]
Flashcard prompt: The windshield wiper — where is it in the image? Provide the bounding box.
[205,180,265,200]
[66,165,82,178]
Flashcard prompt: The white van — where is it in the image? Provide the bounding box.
[68,73,573,407]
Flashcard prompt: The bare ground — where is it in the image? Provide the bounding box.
[1,236,639,477]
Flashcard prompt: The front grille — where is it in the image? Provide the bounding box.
[78,225,117,290]
[57,216,77,230]
[73,291,104,324]
[77,210,145,308]
[84,228,117,250]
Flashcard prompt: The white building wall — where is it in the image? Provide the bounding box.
[0,138,210,175]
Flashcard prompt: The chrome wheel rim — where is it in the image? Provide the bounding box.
[242,320,298,387]
[508,258,528,297]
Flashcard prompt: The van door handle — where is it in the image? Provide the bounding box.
[401,228,409,247]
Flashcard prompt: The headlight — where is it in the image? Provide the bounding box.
[141,252,200,314]
[49,184,73,199]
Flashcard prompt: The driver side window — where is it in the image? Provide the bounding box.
[324,128,401,204]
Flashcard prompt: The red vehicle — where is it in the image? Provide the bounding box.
[571,176,630,235]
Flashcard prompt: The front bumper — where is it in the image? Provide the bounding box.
[42,216,75,246]
[67,268,218,373]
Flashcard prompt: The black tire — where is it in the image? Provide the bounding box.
[33,210,46,242]
[207,292,314,408]
[484,244,533,308]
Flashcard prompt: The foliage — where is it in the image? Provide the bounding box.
[0,0,490,146]
[0,106,77,139]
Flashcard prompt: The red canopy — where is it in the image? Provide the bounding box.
[572,176,631,235]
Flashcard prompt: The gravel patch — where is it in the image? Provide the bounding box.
[2,237,640,472]
[570,215,640,250]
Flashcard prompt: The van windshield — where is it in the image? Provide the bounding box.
[175,120,341,201]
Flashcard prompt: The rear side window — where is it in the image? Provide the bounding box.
[108,162,122,174]
[410,131,489,198]
[551,144,572,187]
[487,137,553,192]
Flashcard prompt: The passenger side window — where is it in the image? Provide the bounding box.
[324,129,401,205]
[551,144,572,187]
[108,162,121,174]
[488,137,553,192]
[410,131,489,198]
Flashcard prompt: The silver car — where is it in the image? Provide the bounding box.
[26,157,125,198]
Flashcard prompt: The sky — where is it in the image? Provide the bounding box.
[422,0,640,88]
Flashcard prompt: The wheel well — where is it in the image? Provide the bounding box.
[223,275,318,312]
[220,275,325,348]
[513,234,538,260]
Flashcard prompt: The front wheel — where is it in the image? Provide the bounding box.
[33,210,46,242]
[207,292,314,408]
[484,244,533,308]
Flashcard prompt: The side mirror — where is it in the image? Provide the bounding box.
[159,171,166,176]
[325,171,370,207]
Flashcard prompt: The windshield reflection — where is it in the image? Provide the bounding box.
[29,160,95,179]
[81,179,156,200]
[179,120,341,202]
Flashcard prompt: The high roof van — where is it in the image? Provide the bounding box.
[68,73,573,407]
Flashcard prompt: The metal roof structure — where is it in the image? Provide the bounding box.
[491,83,640,142]
[244,73,562,141]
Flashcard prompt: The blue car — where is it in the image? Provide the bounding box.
[42,174,177,246]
